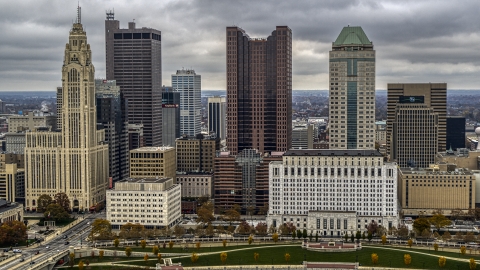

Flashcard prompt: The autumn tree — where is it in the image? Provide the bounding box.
[413,217,430,235]
[255,222,268,236]
[205,223,214,236]
[153,245,159,255]
[442,231,452,242]
[119,223,145,239]
[89,219,112,241]
[371,253,378,264]
[258,202,269,215]
[367,221,378,236]
[470,258,477,270]
[54,192,71,212]
[407,239,413,248]
[125,247,132,257]
[144,253,149,264]
[197,195,210,206]
[78,260,84,270]
[278,222,295,235]
[438,256,446,268]
[272,233,279,243]
[37,194,53,213]
[248,235,253,245]
[284,253,290,262]
[191,252,199,263]
[157,253,162,262]
[397,225,409,238]
[429,214,451,232]
[434,243,439,251]
[44,203,70,222]
[222,239,227,247]
[174,226,185,238]
[292,230,296,239]
[367,231,373,242]
[224,208,241,224]
[220,252,227,264]
[168,241,174,249]
[216,225,224,234]
[381,235,387,245]
[196,242,201,249]
[404,254,411,265]
[237,221,252,234]
[254,252,259,262]
[465,232,475,243]
[114,238,120,247]
[0,220,27,245]
[141,239,147,249]
[69,253,75,267]
[461,246,467,255]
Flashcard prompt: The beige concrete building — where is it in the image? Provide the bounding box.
[176,173,212,198]
[436,149,480,170]
[329,26,376,150]
[398,166,475,216]
[8,111,56,132]
[176,134,219,173]
[0,163,24,203]
[130,147,176,181]
[24,15,109,211]
[0,200,23,223]
[106,178,181,229]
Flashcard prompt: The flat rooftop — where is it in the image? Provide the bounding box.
[117,177,171,184]
[130,146,174,152]
[284,149,382,157]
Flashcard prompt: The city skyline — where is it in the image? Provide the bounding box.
[1,0,480,91]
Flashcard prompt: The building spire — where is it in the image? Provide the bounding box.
[76,3,81,24]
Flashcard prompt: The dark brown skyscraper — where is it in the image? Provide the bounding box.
[105,12,162,146]
[226,26,292,154]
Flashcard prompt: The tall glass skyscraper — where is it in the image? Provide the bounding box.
[172,69,201,137]
[329,26,375,150]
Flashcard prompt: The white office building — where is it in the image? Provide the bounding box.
[172,69,201,136]
[267,149,398,237]
[106,178,181,229]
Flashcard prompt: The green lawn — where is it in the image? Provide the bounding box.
[101,243,288,254]
[367,244,480,258]
[116,245,472,269]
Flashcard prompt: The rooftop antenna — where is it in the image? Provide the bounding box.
[76,3,81,24]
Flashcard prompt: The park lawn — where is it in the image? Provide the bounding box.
[366,244,480,258]
[102,243,289,254]
[117,245,471,269]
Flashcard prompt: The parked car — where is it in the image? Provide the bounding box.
[12,249,22,253]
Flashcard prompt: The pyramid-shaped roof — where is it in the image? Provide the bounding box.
[333,26,372,46]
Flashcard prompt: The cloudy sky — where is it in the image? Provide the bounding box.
[1,0,480,91]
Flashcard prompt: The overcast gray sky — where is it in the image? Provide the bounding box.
[1,0,480,91]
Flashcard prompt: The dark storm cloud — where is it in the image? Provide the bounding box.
[0,0,480,90]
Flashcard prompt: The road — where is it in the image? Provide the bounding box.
[0,212,103,270]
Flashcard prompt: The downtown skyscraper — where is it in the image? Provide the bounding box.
[172,69,201,137]
[105,12,162,146]
[25,9,109,211]
[226,26,292,154]
[328,26,376,150]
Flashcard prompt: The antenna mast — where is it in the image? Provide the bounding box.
[77,5,81,24]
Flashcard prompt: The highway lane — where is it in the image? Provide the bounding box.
[0,213,103,270]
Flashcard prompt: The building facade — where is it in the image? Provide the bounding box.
[226,26,292,154]
[129,147,176,181]
[162,88,181,146]
[176,134,220,173]
[387,83,447,157]
[291,124,314,149]
[446,116,466,151]
[172,69,201,137]
[4,132,26,154]
[24,12,109,211]
[105,12,162,146]
[128,123,144,150]
[391,104,439,168]
[8,111,56,132]
[96,79,129,183]
[208,96,226,140]
[267,149,398,234]
[176,173,213,198]
[0,163,24,203]
[328,26,376,150]
[106,178,181,229]
[0,200,23,223]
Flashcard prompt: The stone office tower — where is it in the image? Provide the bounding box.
[226,26,292,155]
[24,8,109,211]
[329,26,376,150]
[105,11,162,146]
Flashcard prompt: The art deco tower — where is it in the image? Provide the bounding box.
[329,26,375,150]
[25,8,109,211]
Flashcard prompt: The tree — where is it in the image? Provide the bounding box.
[99,250,104,259]
[224,208,241,223]
[367,221,378,236]
[44,203,70,222]
[367,231,373,242]
[284,253,290,262]
[255,223,268,236]
[297,230,302,239]
[371,253,378,264]
[292,230,296,239]
[141,239,147,249]
[174,225,185,238]
[0,220,27,245]
[451,208,463,220]
[191,252,199,263]
[470,258,477,270]
[461,246,467,255]
[89,219,112,241]
[54,192,71,212]
[434,243,439,251]
[144,253,149,264]
[355,231,361,242]
[381,235,387,245]
[227,225,235,234]
[413,217,430,235]
[248,235,253,245]
[438,256,446,268]
[407,239,413,248]
[216,225,224,234]
[308,231,313,241]
[157,253,162,262]
[197,195,210,206]
[205,223,214,236]
[196,242,201,249]
[350,233,354,243]
[362,232,366,240]
[69,253,75,268]
[302,229,307,239]
[222,239,227,247]
[398,225,409,238]
[465,232,475,243]
[455,232,464,241]
[315,232,319,242]
[442,231,452,242]
[220,252,227,264]
[114,238,119,247]
[78,260,84,270]
[429,214,451,231]
[254,252,259,262]
[91,250,95,258]
[37,194,53,213]
[168,241,174,249]
[84,260,90,267]
[272,233,279,243]
[237,221,251,234]
[344,233,348,242]
[125,247,132,257]
[119,223,145,239]
[258,202,269,215]
[268,224,276,234]
[404,254,411,265]
[421,229,431,238]
[152,245,159,255]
